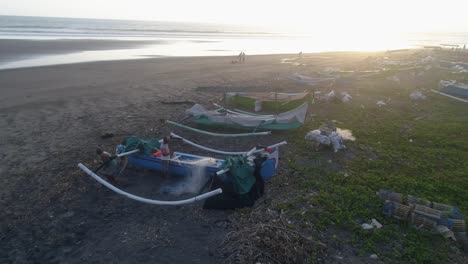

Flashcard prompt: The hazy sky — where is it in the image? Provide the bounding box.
[1,0,467,33]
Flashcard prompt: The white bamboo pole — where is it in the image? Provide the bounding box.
[116,149,139,157]
[78,163,222,205]
[431,90,468,104]
[170,133,287,155]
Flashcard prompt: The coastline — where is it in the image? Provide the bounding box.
[0,38,167,68]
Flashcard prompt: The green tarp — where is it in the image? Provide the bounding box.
[123,136,160,155]
[220,156,255,194]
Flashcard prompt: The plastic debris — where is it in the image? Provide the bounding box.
[451,65,468,73]
[329,131,346,152]
[371,219,382,229]
[410,91,427,101]
[305,126,351,152]
[305,130,331,145]
[376,100,386,107]
[362,219,382,230]
[436,225,456,241]
[254,100,262,112]
[341,92,352,103]
[324,90,336,102]
[421,56,434,63]
[369,254,379,260]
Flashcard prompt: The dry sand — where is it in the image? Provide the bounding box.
[0,52,378,263]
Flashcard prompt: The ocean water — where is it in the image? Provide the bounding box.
[1,15,467,69]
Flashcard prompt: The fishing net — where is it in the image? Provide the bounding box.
[122,136,161,155]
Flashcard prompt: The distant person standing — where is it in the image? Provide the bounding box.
[238,52,243,63]
[241,52,246,63]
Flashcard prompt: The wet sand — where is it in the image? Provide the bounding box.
[0,39,161,64]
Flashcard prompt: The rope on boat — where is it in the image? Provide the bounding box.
[170,133,287,155]
[78,163,223,205]
[166,120,271,137]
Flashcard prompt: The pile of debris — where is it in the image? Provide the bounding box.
[222,208,326,263]
[305,125,347,152]
[377,190,466,241]
[321,90,353,103]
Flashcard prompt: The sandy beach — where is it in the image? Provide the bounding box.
[0,53,345,263]
[2,50,468,263]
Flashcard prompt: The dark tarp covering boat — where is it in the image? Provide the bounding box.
[203,155,266,210]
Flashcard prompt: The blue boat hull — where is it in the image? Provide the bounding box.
[127,151,224,177]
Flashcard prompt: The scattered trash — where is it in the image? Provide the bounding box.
[254,100,262,112]
[336,128,356,141]
[321,90,352,103]
[436,225,456,241]
[378,189,465,241]
[371,219,383,229]
[410,91,427,101]
[305,130,331,145]
[305,125,353,152]
[376,100,386,107]
[361,219,382,230]
[341,92,352,103]
[451,65,468,73]
[324,90,336,102]
[329,131,346,152]
[421,56,435,63]
[369,254,379,260]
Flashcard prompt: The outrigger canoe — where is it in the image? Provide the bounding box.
[127,151,224,178]
[77,136,287,206]
[186,103,308,130]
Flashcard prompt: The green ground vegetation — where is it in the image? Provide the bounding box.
[274,75,468,263]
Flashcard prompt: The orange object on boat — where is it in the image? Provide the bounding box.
[151,150,162,157]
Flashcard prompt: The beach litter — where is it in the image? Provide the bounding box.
[322,90,352,103]
[305,125,353,152]
[409,91,427,101]
[341,91,352,103]
[376,100,386,107]
[323,90,336,102]
[254,100,262,112]
[361,219,383,230]
[377,189,465,241]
